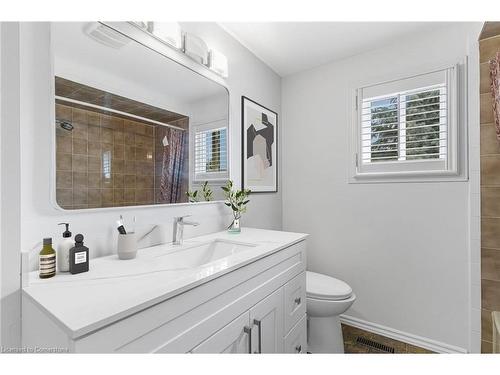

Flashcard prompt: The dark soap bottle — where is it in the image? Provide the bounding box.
[69,234,89,274]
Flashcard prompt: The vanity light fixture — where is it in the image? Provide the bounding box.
[208,49,229,78]
[84,22,131,49]
[148,22,183,50]
[184,32,209,65]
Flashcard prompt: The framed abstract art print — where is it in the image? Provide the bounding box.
[241,96,278,193]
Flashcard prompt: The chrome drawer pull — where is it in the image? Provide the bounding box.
[295,345,302,353]
[243,326,252,354]
[294,297,301,305]
[253,319,262,353]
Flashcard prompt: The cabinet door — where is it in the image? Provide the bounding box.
[191,312,251,353]
[284,315,307,353]
[249,288,284,353]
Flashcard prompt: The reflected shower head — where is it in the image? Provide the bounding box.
[57,119,74,131]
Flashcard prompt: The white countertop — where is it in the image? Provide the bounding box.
[23,228,307,339]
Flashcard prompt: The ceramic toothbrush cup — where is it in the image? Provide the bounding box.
[117,233,137,260]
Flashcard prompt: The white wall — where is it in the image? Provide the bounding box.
[282,23,482,352]
[0,21,282,348]
[0,23,22,349]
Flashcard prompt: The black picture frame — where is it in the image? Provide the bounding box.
[241,96,278,193]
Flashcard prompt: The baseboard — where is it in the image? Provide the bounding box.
[340,314,468,354]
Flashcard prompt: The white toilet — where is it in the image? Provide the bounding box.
[306,271,356,353]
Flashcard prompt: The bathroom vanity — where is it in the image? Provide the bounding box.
[22,228,307,353]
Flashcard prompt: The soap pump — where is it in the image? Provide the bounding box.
[69,234,89,275]
[57,223,73,272]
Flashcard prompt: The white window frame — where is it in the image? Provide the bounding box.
[349,62,467,183]
[191,119,229,183]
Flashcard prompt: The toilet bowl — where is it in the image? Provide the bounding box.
[306,271,356,353]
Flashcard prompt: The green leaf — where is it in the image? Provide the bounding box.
[224,202,231,207]
[231,203,238,211]
[242,200,250,205]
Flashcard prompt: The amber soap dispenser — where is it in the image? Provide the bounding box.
[69,234,89,274]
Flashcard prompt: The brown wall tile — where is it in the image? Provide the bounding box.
[101,128,114,144]
[72,108,87,124]
[88,156,101,172]
[88,125,100,142]
[73,172,88,188]
[112,159,124,174]
[56,189,72,207]
[73,189,88,205]
[88,112,100,127]
[73,138,88,155]
[482,248,500,281]
[56,171,72,189]
[56,153,72,171]
[481,93,494,124]
[480,124,500,155]
[113,174,124,188]
[56,136,72,154]
[481,187,500,217]
[482,218,500,248]
[124,175,136,189]
[113,144,125,160]
[72,122,88,140]
[88,142,101,156]
[88,173,101,188]
[114,130,124,144]
[88,189,101,206]
[480,62,492,94]
[481,340,493,354]
[101,189,114,204]
[114,189,124,204]
[481,156,500,185]
[55,104,72,121]
[72,155,88,172]
[480,36,500,63]
[482,279,500,310]
[482,309,494,343]
[124,189,135,202]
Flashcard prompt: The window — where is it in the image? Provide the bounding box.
[351,65,462,182]
[193,122,228,181]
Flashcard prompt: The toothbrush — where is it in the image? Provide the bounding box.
[117,215,127,235]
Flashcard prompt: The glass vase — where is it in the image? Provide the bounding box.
[228,218,241,234]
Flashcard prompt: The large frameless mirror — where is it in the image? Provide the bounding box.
[52,22,229,210]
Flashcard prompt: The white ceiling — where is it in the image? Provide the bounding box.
[220,22,449,77]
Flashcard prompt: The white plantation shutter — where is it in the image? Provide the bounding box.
[361,85,447,162]
[352,65,460,181]
[194,124,228,180]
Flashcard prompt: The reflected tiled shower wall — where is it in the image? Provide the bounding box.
[55,103,157,209]
[479,31,500,353]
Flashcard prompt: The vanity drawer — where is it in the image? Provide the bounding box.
[283,271,306,334]
[283,314,307,354]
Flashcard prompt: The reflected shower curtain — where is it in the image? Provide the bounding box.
[159,128,187,203]
[490,51,500,140]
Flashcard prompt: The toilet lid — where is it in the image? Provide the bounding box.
[306,271,353,301]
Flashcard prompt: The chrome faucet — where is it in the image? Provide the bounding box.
[173,216,199,245]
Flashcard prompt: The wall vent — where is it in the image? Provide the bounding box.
[356,336,395,353]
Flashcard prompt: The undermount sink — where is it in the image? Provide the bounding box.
[152,239,257,270]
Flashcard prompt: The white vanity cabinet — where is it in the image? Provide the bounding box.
[22,230,307,354]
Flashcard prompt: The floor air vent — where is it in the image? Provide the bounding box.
[356,336,395,353]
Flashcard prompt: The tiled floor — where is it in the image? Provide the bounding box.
[342,324,434,354]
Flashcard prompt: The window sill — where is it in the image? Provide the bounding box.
[349,170,468,184]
